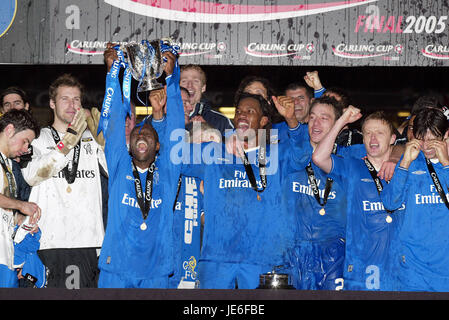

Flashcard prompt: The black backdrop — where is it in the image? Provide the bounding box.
[1,64,448,128]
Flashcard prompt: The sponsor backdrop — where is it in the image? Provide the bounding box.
[1,0,449,66]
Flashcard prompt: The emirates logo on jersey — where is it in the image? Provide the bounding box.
[54,169,96,179]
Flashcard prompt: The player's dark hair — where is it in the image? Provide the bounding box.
[0,109,40,138]
[310,96,343,120]
[413,107,449,140]
[234,75,276,106]
[411,95,441,116]
[324,87,350,109]
[0,86,30,106]
[284,82,313,99]
[234,92,274,130]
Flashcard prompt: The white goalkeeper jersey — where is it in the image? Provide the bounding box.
[0,154,16,270]
[22,127,107,250]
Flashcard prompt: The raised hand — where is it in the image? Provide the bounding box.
[272,95,298,128]
[428,139,449,166]
[86,107,105,148]
[341,105,362,125]
[225,132,245,158]
[162,51,177,76]
[304,71,323,91]
[149,88,167,120]
[57,107,87,155]
[400,139,421,169]
[104,42,119,72]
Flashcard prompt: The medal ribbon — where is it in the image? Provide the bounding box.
[306,143,337,210]
[363,157,394,214]
[241,146,267,194]
[425,158,449,210]
[113,46,132,117]
[131,161,156,221]
[98,58,123,136]
[305,162,333,208]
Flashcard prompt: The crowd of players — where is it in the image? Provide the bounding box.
[0,47,449,292]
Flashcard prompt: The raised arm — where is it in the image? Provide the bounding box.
[22,108,87,186]
[155,52,185,149]
[312,105,362,173]
[99,50,129,180]
[304,71,325,98]
[272,95,312,171]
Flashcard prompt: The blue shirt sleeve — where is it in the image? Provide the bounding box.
[314,87,326,98]
[103,70,128,181]
[328,154,350,185]
[337,144,366,159]
[285,123,313,172]
[380,163,409,211]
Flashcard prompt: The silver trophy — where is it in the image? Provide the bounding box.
[119,39,172,92]
[257,266,295,289]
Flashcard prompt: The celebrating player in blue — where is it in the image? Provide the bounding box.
[175,93,312,289]
[381,107,449,292]
[282,96,348,290]
[312,106,403,291]
[97,44,184,288]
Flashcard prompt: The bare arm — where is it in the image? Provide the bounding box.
[312,106,362,173]
[0,194,41,224]
[149,88,167,121]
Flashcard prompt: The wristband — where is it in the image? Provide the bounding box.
[66,127,77,135]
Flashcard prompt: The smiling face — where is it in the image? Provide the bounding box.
[362,119,395,159]
[286,87,311,123]
[129,123,160,168]
[2,93,29,113]
[50,85,82,127]
[233,96,268,144]
[308,103,337,147]
[180,68,206,107]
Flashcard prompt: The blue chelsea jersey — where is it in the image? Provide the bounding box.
[283,161,346,243]
[98,66,184,279]
[282,143,366,243]
[178,124,312,267]
[330,154,403,291]
[381,153,449,291]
